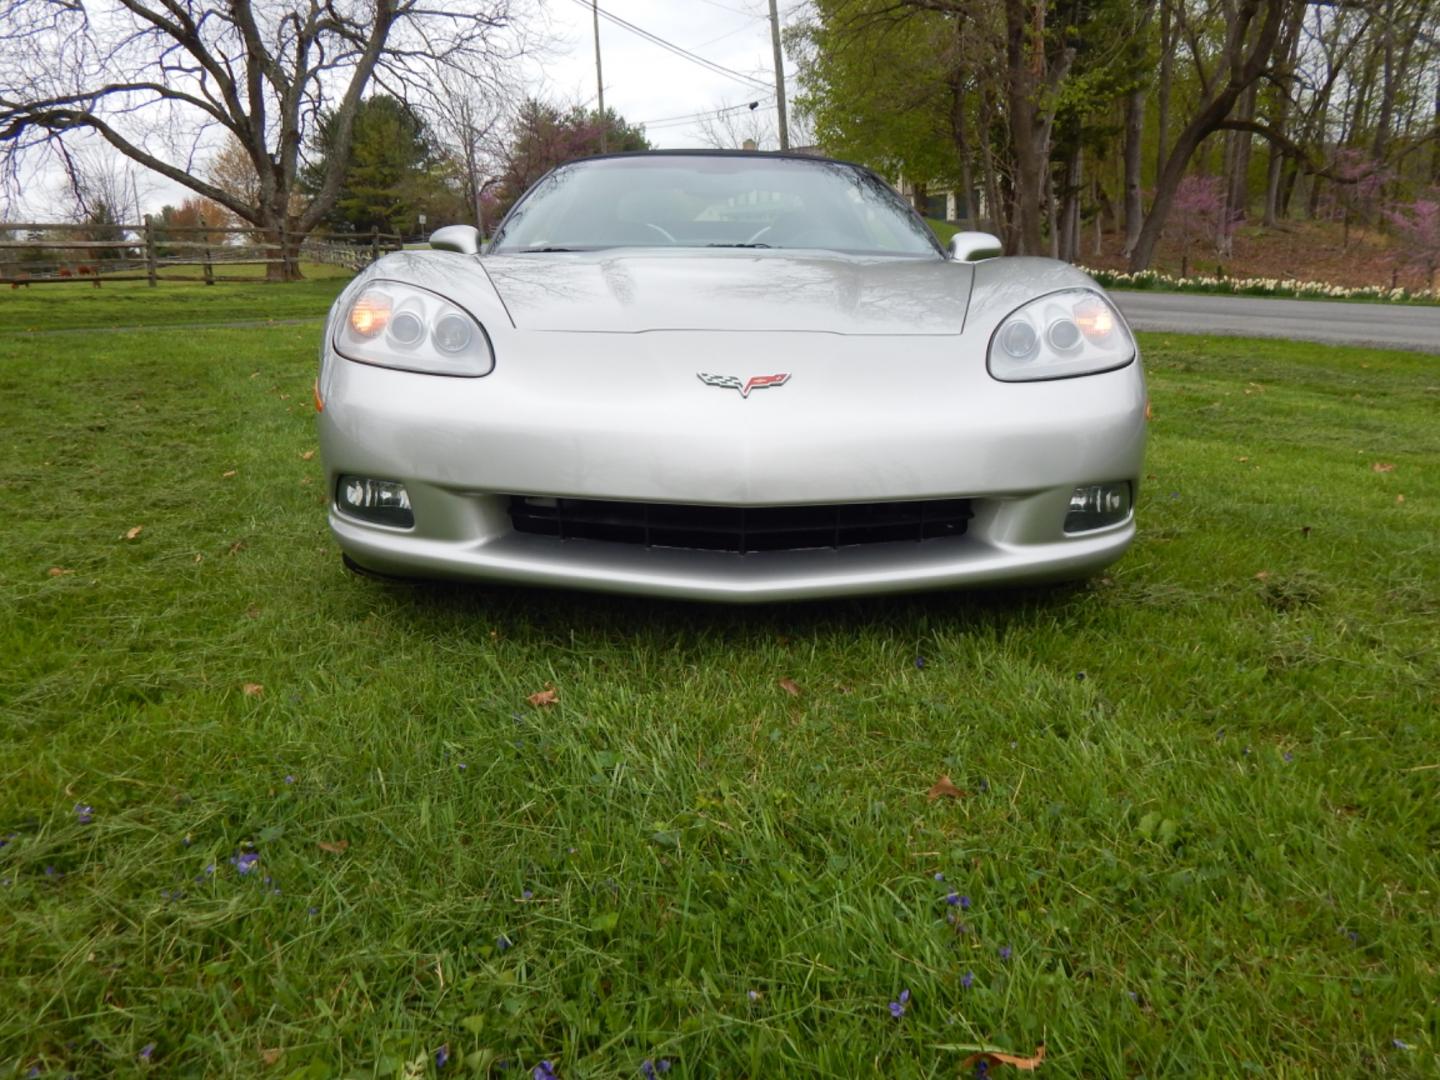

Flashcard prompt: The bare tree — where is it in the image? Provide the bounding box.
[1,0,528,278]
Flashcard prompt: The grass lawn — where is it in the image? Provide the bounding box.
[1,283,1437,1078]
[1,262,353,332]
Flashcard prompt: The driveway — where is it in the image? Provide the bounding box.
[1110,290,1440,353]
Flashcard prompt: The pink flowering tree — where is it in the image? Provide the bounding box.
[1166,176,1228,278]
[1320,149,1389,249]
[1385,195,1440,291]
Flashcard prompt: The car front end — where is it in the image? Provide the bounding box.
[317,242,1145,602]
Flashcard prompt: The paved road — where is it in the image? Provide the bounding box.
[1111,290,1440,353]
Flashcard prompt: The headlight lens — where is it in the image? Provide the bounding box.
[988,289,1133,382]
[334,281,494,377]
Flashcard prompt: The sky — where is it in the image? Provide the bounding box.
[10,0,808,221]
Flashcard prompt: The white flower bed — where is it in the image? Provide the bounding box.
[1080,266,1438,304]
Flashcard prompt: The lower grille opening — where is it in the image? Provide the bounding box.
[509,496,973,553]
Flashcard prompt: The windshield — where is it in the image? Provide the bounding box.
[490,155,942,257]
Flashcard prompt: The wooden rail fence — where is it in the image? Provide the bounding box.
[0,221,404,287]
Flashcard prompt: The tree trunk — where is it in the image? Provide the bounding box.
[1127,0,1287,271]
[1225,83,1257,226]
[1155,0,1172,182]
[1059,145,1082,262]
[1123,84,1146,256]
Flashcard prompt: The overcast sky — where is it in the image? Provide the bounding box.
[12,0,807,220]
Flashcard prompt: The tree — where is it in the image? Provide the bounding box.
[494,101,649,218]
[303,95,446,236]
[1167,175,1228,277]
[153,197,238,251]
[1,0,525,279]
[1386,194,1440,289]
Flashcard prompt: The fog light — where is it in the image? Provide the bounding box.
[337,476,414,527]
[1065,482,1131,533]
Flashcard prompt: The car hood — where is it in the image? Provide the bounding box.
[478,250,972,335]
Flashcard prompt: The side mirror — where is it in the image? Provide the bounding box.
[429,224,482,255]
[948,231,1003,262]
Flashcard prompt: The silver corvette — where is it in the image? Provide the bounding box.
[317,151,1146,601]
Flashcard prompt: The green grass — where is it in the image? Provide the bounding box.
[1,286,1438,1078]
[1,262,353,331]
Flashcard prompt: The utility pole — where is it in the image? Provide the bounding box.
[593,0,607,153]
[768,0,789,150]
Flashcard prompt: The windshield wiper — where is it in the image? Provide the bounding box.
[706,242,774,249]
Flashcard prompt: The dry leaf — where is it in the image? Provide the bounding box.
[228,540,246,555]
[528,685,559,707]
[1372,462,1396,473]
[317,839,349,854]
[300,450,316,461]
[244,604,261,619]
[260,1047,283,1067]
[47,566,72,577]
[960,1044,1046,1072]
[222,469,237,478]
[927,775,967,801]
[1396,493,1405,504]
[123,525,143,540]
[242,682,264,697]
[193,553,204,563]
[1144,399,1153,420]
[1234,456,1249,463]
[1254,571,1271,581]
[778,677,802,697]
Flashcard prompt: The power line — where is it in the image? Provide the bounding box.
[637,98,769,128]
[567,0,772,92]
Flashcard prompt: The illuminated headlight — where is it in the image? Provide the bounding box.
[988,289,1134,382]
[337,476,414,527]
[1065,482,1132,533]
[334,280,494,377]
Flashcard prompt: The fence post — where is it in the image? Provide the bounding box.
[144,215,157,287]
[201,216,214,285]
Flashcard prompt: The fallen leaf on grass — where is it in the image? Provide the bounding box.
[316,840,349,854]
[244,604,261,619]
[123,526,143,540]
[300,450,316,461]
[1234,456,1249,463]
[228,540,246,555]
[47,567,72,577]
[193,553,204,563]
[927,775,967,801]
[260,1047,283,1067]
[1254,571,1271,581]
[960,1044,1046,1072]
[1396,493,1405,504]
[222,469,237,478]
[528,685,558,707]
[778,677,802,697]
[242,682,264,697]
[1372,462,1396,473]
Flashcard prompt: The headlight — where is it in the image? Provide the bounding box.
[987,289,1134,382]
[333,280,494,377]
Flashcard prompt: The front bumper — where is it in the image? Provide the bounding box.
[318,329,1146,602]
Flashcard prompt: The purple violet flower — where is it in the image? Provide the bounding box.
[139,1042,156,1062]
[914,656,927,669]
[284,775,295,785]
[747,990,760,1002]
[933,871,944,881]
[1392,1039,1409,1050]
[75,803,94,825]
[533,1061,557,1080]
[230,851,259,875]
[999,945,1012,961]
[436,1044,450,1070]
[888,988,910,1019]
[496,934,513,952]
[521,889,533,901]
[946,892,961,906]
[961,971,974,990]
